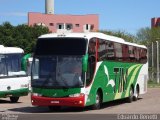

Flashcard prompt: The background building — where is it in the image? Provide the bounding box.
[28,0,99,33]
[28,13,99,33]
[151,17,160,28]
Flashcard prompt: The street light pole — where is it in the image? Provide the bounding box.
[152,42,154,80]
[156,41,160,84]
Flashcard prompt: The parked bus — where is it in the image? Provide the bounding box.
[31,32,148,110]
[0,45,29,103]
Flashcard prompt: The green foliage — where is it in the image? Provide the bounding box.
[99,27,160,46]
[148,80,160,88]
[0,22,50,53]
[99,30,137,43]
[136,27,160,45]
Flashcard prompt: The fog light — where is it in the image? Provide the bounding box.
[79,101,83,104]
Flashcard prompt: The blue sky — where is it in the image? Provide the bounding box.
[0,0,160,34]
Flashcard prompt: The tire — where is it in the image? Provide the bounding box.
[126,87,134,103]
[133,86,139,101]
[10,97,19,103]
[91,92,102,110]
[48,106,61,111]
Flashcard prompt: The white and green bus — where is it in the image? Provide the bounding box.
[0,45,29,103]
[31,32,148,110]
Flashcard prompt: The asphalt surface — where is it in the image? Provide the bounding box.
[0,88,160,120]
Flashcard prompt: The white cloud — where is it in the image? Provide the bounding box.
[0,12,27,17]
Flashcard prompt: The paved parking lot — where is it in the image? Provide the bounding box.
[0,88,160,114]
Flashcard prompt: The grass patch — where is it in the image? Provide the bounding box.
[148,80,160,88]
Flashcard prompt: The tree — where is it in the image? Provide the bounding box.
[100,30,137,43]
[0,22,50,53]
[137,27,160,81]
[136,27,160,45]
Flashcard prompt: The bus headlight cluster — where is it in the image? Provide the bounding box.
[69,93,84,97]
[32,93,42,97]
[21,84,28,88]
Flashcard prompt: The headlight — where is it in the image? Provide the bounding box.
[69,93,84,97]
[32,93,42,97]
[21,84,28,88]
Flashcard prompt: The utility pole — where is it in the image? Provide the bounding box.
[152,42,154,80]
[156,41,160,84]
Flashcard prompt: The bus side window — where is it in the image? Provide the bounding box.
[106,42,115,60]
[97,39,106,61]
[140,49,147,63]
[122,45,129,61]
[86,38,96,86]
[0,56,7,76]
[114,43,122,61]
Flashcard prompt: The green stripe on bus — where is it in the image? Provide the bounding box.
[125,65,142,97]
[114,64,140,99]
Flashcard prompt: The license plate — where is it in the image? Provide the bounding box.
[51,101,60,104]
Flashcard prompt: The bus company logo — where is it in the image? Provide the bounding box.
[52,93,57,97]
[104,66,115,88]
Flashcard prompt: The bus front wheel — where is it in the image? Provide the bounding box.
[133,86,139,101]
[127,87,134,103]
[91,91,102,110]
[10,97,19,103]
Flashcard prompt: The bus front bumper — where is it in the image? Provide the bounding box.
[31,94,85,107]
[0,88,29,98]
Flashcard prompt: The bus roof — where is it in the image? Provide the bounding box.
[39,32,147,49]
[0,45,24,54]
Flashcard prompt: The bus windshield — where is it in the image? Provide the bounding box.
[0,54,26,77]
[31,56,84,88]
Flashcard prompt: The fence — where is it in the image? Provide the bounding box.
[148,41,160,83]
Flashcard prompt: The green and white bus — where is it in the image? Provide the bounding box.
[0,45,29,103]
[31,32,148,110]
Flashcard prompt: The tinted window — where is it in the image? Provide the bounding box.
[0,54,25,77]
[86,38,96,86]
[114,43,122,61]
[98,39,106,61]
[106,41,115,60]
[0,55,7,76]
[31,56,84,88]
[140,49,147,63]
[6,54,21,72]
[35,38,87,56]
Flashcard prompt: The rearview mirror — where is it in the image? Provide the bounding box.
[82,54,88,72]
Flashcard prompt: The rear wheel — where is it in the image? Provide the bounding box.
[133,86,139,101]
[91,92,102,110]
[10,97,19,103]
[126,87,134,103]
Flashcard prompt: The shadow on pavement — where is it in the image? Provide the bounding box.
[7,98,143,113]
[8,106,86,113]
[0,99,22,104]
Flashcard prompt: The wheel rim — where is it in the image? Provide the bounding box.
[96,94,100,104]
[136,88,139,98]
[130,88,133,97]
